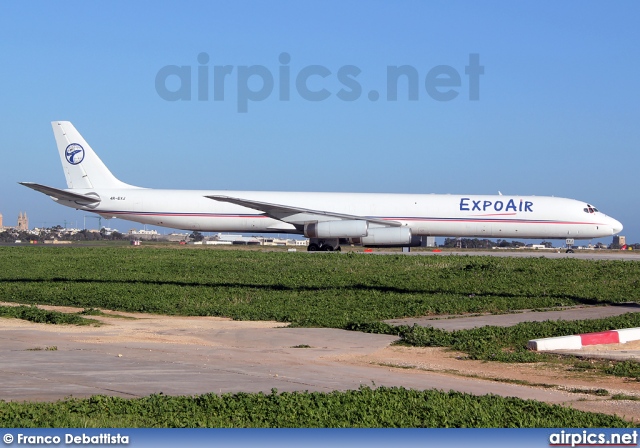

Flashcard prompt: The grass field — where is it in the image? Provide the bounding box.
[1,246,638,327]
[2,245,639,427]
[0,387,632,428]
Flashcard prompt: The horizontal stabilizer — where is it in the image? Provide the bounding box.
[19,182,100,204]
[206,195,401,227]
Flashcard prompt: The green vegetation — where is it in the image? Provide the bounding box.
[0,305,98,326]
[2,246,639,375]
[562,358,640,380]
[567,388,609,396]
[78,308,134,319]
[2,246,640,426]
[348,314,640,379]
[1,247,639,328]
[611,393,640,401]
[0,386,631,428]
[393,312,640,362]
[79,307,106,316]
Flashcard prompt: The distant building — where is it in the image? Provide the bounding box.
[421,236,436,247]
[211,233,261,245]
[17,212,28,231]
[128,229,159,241]
[613,235,626,247]
[207,233,307,246]
[0,213,3,229]
[165,232,190,242]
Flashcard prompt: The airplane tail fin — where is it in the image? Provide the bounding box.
[52,121,136,189]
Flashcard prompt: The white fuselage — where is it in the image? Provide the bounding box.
[59,189,622,240]
[24,122,623,245]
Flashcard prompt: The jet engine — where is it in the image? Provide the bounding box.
[351,227,413,246]
[304,220,368,238]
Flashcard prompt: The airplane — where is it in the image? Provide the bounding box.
[20,121,623,252]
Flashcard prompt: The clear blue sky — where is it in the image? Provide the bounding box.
[1,1,638,243]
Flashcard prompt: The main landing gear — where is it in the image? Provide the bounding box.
[307,238,341,252]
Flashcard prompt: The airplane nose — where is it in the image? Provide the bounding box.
[611,218,623,235]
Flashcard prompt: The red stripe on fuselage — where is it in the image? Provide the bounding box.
[98,211,604,227]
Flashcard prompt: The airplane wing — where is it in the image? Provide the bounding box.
[19,182,100,204]
[205,195,402,227]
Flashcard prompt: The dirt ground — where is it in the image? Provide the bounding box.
[2,302,639,422]
[331,344,640,421]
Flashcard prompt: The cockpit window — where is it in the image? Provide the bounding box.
[583,204,599,214]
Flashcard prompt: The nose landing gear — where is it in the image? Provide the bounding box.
[565,238,575,253]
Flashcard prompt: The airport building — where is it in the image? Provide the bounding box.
[205,233,308,246]
[128,229,161,241]
[421,236,436,247]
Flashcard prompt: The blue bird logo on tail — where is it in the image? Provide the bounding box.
[65,143,85,165]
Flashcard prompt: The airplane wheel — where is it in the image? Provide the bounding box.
[308,243,320,252]
[566,249,574,253]
[335,246,341,252]
[321,244,334,252]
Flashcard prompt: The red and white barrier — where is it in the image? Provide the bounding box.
[527,327,640,351]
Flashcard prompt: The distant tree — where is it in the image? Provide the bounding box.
[442,238,529,249]
[189,231,204,242]
[74,229,100,241]
[0,231,14,242]
[442,238,459,248]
